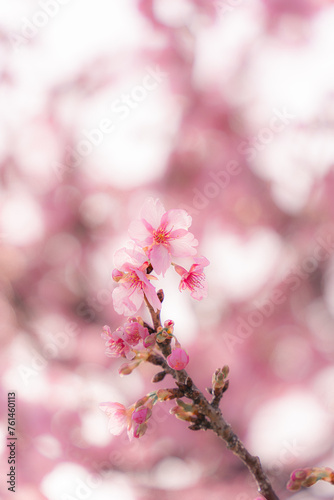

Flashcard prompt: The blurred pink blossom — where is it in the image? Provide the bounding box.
[99,402,133,436]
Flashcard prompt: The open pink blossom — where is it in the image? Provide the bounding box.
[174,256,209,300]
[129,198,198,276]
[112,244,161,315]
[99,402,133,436]
[167,347,189,370]
[102,325,135,359]
[102,320,150,359]
[123,318,149,346]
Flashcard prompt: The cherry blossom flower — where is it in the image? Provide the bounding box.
[128,198,198,275]
[174,256,209,300]
[99,402,134,436]
[101,325,135,359]
[102,320,150,360]
[167,347,189,370]
[122,318,149,346]
[112,244,161,315]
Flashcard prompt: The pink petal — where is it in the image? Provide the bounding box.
[114,244,147,271]
[128,219,153,245]
[99,402,127,435]
[140,198,165,229]
[149,244,171,275]
[112,285,143,316]
[143,281,162,311]
[163,209,192,231]
[174,264,187,277]
[169,233,198,257]
[134,269,152,287]
[99,402,126,417]
[190,281,208,300]
[169,229,189,239]
[193,255,210,268]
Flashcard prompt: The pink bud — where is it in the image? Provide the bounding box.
[132,407,150,424]
[167,348,189,371]
[112,269,123,282]
[143,333,156,348]
[164,319,174,334]
[291,469,307,481]
[133,423,147,438]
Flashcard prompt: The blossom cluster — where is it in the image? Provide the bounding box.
[111,197,209,316]
[100,198,209,439]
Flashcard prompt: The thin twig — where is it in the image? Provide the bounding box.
[145,298,280,500]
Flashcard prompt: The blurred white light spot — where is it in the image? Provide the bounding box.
[204,228,282,301]
[81,409,111,446]
[151,457,201,489]
[88,90,177,190]
[154,0,195,27]
[41,463,135,500]
[194,6,262,90]
[156,269,198,345]
[1,195,44,245]
[248,391,331,463]
[41,0,151,81]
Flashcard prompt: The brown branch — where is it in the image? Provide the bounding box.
[145,301,279,500]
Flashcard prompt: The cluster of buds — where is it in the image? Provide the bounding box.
[287,466,334,491]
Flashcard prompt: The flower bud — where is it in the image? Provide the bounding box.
[156,330,171,343]
[132,406,151,424]
[143,333,156,348]
[167,348,189,371]
[134,396,149,408]
[112,269,123,282]
[156,389,174,401]
[212,366,229,390]
[170,405,196,422]
[163,320,174,334]
[133,423,147,438]
[287,466,334,491]
[118,360,140,376]
[152,371,167,383]
[291,469,307,481]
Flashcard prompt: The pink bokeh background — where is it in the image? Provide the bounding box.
[1,1,334,499]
